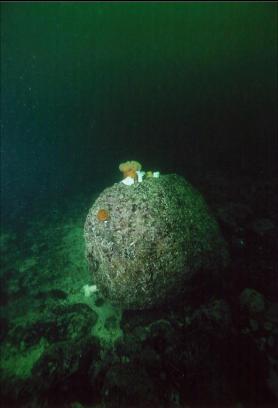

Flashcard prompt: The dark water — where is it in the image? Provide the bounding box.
[1,3,277,408]
[1,2,277,224]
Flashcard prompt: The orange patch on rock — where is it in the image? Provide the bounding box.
[97,209,109,221]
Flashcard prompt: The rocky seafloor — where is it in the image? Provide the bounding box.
[0,172,277,408]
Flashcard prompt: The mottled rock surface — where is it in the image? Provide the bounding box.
[84,174,229,309]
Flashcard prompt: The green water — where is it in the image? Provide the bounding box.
[1,2,277,223]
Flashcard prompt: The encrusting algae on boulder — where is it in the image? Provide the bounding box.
[84,163,229,309]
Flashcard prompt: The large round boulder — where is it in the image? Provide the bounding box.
[84,174,228,309]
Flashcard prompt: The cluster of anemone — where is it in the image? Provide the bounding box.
[119,160,159,185]
[119,160,142,180]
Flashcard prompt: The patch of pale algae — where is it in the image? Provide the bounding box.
[91,300,123,346]
[0,339,46,379]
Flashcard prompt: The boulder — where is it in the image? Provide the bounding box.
[84,174,228,309]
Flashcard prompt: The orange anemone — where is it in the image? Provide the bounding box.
[119,160,142,179]
[97,209,109,221]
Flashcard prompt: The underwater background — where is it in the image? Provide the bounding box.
[1,2,277,407]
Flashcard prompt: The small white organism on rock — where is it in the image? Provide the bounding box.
[83,284,98,297]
